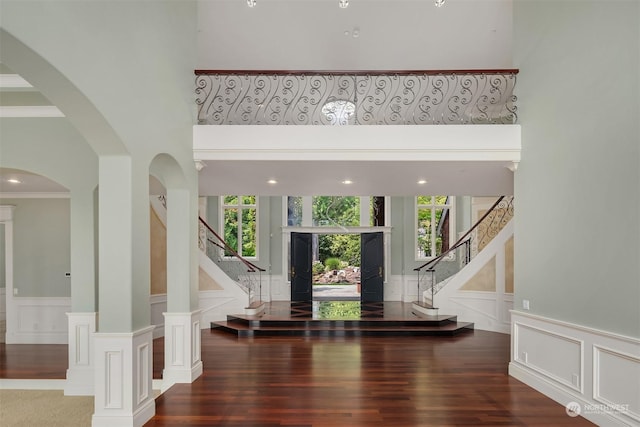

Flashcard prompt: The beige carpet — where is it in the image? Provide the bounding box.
[0,390,93,427]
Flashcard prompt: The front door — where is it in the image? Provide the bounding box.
[361,232,384,302]
[290,232,313,302]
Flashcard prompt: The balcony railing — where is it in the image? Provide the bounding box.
[195,69,518,126]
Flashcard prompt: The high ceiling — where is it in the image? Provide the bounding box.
[0,0,515,197]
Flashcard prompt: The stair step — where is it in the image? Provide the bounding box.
[211,320,474,338]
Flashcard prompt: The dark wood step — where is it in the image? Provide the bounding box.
[211,302,474,338]
[225,313,460,328]
[211,320,474,338]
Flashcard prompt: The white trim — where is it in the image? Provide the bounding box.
[511,310,640,345]
[0,105,64,117]
[93,326,156,427]
[283,225,392,234]
[0,74,33,88]
[0,206,14,346]
[592,345,640,422]
[194,124,521,162]
[162,311,203,386]
[0,192,70,199]
[510,311,640,427]
[5,296,71,344]
[0,379,66,390]
[150,294,167,339]
[65,312,97,396]
[513,321,584,394]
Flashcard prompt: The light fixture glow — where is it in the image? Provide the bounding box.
[417,179,427,185]
[247,0,256,7]
[7,178,21,184]
[434,0,445,7]
[267,179,278,184]
[322,99,356,125]
[339,0,349,8]
[342,179,353,185]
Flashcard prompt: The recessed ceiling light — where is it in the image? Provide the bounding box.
[417,179,427,185]
[267,179,277,184]
[342,179,353,185]
[7,178,21,184]
[339,0,349,8]
[247,0,256,7]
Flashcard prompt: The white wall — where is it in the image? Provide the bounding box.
[197,0,512,70]
[513,0,640,338]
[512,2,640,425]
[0,0,200,332]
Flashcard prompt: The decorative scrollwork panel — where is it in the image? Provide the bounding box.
[196,72,517,125]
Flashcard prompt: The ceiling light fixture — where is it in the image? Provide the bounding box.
[322,99,356,125]
[417,179,427,185]
[339,0,349,9]
[7,178,21,184]
[342,179,353,185]
[435,0,445,7]
[247,0,256,7]
[267,179,278,184]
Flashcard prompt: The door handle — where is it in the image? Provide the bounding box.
[379,266,383,278]
[291,266,295,278]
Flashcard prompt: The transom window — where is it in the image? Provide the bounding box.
[220,195,257,258]
[416,196,453,259]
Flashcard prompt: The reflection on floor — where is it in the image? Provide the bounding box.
[211,301,474,337]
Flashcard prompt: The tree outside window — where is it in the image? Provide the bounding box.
[416,196,452,259]
[221,195,257,258]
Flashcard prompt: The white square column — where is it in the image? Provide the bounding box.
[162,311,203,385]
[92,326,155,427]
[65,312,97,396]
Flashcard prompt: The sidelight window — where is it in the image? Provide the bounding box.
[220,195,257,258]
[416,196,454,259]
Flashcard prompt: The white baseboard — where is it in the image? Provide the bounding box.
[510,311,640,427]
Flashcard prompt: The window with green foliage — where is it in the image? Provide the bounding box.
[416,196,453,259]
[221,195,257,258]
[312,196,359,227]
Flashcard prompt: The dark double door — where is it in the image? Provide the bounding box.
[290,232,384,302]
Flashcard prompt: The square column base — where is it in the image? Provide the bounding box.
[65,312,97,396]
[92,326,155,427]
[162,310,203,385]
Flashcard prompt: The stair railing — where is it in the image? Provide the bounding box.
[198,216,266,309]
[414,196,514,307]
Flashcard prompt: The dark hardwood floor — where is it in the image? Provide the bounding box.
[148,329,594,426]
[0,343,68,379]
[0,339,165,380]
[1,329,595,426]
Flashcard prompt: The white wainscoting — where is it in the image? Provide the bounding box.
[198,289,248,327]
[268,275,289,301]
[387,274,406,302]
[510,311,640,427]
[7,297,71,344]
[150,294,167,339]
